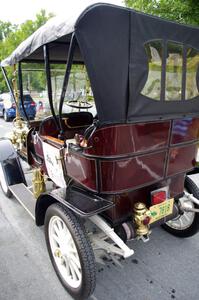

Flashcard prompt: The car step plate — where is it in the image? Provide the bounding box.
[9,183,35,220]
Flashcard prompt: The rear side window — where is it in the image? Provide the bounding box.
[186,48,199,100]
[141,40,199,102]
[141,41,162,101]
[165,42,183,101]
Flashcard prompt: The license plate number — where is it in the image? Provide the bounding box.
[149,198,174,224]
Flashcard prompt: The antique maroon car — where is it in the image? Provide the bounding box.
[1,3,199,300]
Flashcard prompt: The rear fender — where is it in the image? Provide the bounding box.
[35,194,57,226]
[35,186,114,226]
[0,139,26,186]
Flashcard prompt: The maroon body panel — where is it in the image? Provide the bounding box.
[100,151,166,193]
[65,153,97,192]
[103,174,185,224]
[65,118,198,197]
[167,143,197,176]
[86,121,170,156]
[171,117,199,145]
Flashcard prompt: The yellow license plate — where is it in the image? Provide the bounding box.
[149,198,174,224]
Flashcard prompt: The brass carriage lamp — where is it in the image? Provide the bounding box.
[133,202,151,237]
[12,64,22,128]
[9,64,29,150]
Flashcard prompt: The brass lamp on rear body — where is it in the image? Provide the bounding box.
[133,202,151,237]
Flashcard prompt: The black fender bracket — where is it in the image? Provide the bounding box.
[35,186,114,226]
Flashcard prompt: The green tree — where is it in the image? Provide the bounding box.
[35,9,54,28]
[0,21,17,41]
[0,10,53,93]
[125,0,199,26]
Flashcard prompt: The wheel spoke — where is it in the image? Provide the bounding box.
[181,214,190,226]
[171,220,180,229]
[69,253,81,269]
[182,213,189,222]
[70,259,81,280]
[62,256,70,276]
[57,219,63,231]
[53,224,60,237]
[52,234,60,245]
[69,259,81,281]
[62,224,72,241]
[62,224,72,239]
[178,216,183,228]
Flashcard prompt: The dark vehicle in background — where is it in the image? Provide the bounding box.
[0,93,16,121]
[0,92,36,121]
[1,3,199,300]
[20,94,36,120]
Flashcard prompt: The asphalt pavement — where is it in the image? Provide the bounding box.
[0,117,199,300]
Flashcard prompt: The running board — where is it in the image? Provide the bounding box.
[9,183,36,220]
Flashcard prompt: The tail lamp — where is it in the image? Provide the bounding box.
[151,191,166,205]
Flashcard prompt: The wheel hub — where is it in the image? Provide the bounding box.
[54,249,62,258]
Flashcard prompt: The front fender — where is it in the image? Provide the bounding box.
[0,139,17,162]
[0,138,26,186]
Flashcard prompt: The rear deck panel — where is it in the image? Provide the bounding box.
[86,121,171,156]
[167,143,197,176]
[171,117,199,145]
[100,151,167,193]
[66,118,198,197]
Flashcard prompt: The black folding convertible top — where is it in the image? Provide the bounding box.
[1,3,199,124]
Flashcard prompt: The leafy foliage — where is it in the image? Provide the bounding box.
[0,10,53,93]
[0,21,16,41]
[124,0,199,26]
